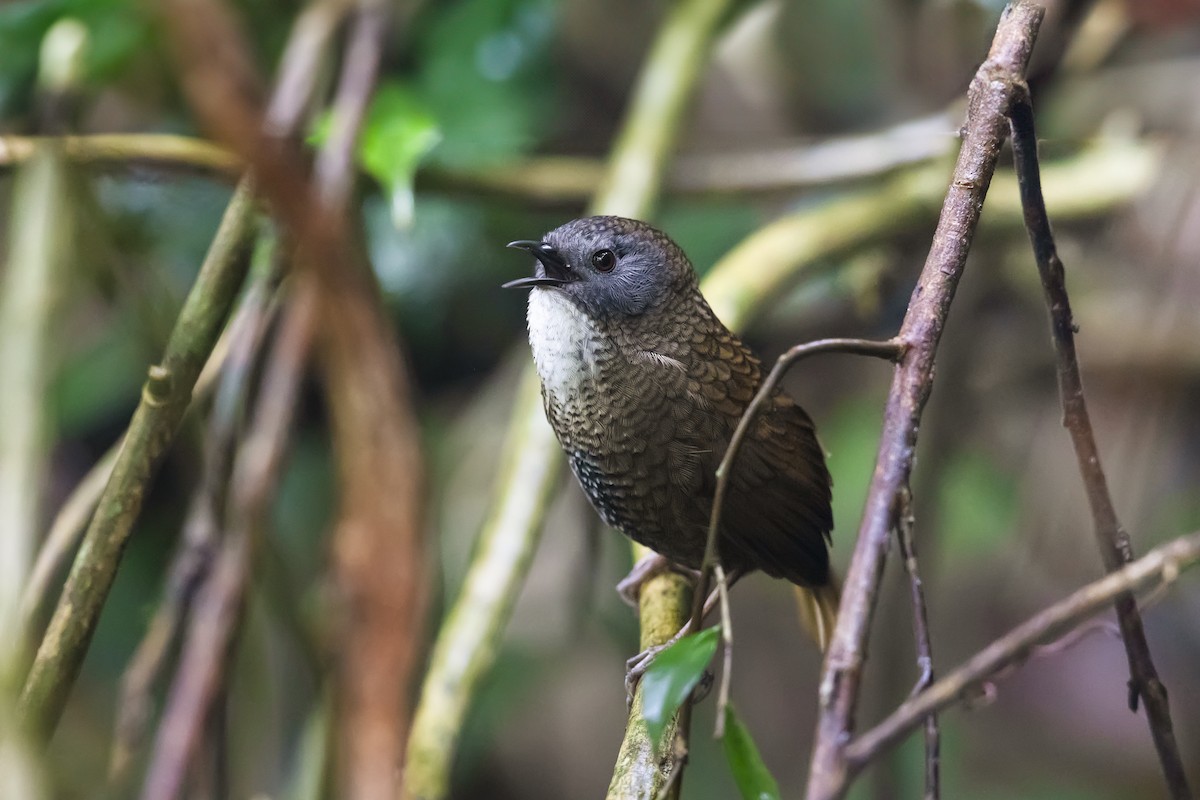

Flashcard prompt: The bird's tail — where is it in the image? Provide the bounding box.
[793,573,841,652]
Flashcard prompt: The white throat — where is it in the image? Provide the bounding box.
[526,288,602,405]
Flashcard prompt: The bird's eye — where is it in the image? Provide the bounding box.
[591,249,616,272]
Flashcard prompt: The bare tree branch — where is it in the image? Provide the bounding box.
[805,5,1045,798]
[844,530,1200,771]
[1007,85,1193,800]
[896,487,938,800]
[109,252,281,788]
[139,279,315,800]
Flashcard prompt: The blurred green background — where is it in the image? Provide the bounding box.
[3,0,1200,797]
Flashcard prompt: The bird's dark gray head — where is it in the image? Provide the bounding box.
[503,216,695,318]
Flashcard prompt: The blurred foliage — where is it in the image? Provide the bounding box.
[0,0,151,116]
[3,0,1200,798]
[937,452,1018,563]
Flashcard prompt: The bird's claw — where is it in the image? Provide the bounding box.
[625,644,666,706]
[616,553,700,607]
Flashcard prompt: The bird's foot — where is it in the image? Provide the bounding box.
[616,553,700,607]
[625,643,668,703]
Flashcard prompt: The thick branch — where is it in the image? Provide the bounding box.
[805,5,1045,799]
[17,178,257,742]
[1008,89,1192,800]
[844,530,1200,769]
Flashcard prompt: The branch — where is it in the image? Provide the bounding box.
[109,248,281,787]
[844,530,1200,769]
[421,110,957,202]
[1007,87,1193,800]
[0,143,72,658]
[805,5,1045,799]
[163,1,428,797]
[306,5,430,799]
[16,177,257,743]
[895,487,938,800]
[401,369,560,800]
[0,134,240,178]
[139,277,314,800]
[700,137,1157,327]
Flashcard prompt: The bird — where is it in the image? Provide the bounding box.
[503,215,838,651]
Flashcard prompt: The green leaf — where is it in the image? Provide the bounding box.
[310,82,441,228]
[357,83,441,228]
[640,626,720,746]
[722,704,782,800]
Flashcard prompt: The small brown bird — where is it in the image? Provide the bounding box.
[504,216,837,647]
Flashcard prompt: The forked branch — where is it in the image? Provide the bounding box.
[805,5,1045,798]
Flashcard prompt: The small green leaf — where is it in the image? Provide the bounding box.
[357,83,441,228]
[723,704,782,800]
[310,82,441,228]
[640,626,720,746]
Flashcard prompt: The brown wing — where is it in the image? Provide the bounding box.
[712,390,833,587]
[683,328,833,587]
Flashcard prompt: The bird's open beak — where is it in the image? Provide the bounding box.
[503,240,573,289]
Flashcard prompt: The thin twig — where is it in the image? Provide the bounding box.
[843,530,1200,770]
[139,282,316,800]
[662,337,903,792]
[713,564,734,739]
[16,178,258,743]
[109,251,281,787]
[1007,86,1192,800]
[895,486,938,800]
[805,6,1045,799]
[689,338,905,637]
[19,446,116,630]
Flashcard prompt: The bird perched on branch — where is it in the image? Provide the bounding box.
[504,216,837,651]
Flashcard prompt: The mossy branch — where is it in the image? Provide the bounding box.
[16,179,257,743]
[0,146,71,673]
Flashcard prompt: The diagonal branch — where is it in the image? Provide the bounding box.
[844,530,1200,770]
[1007,86,1193,800]
[805,5,1045,799]
[16,178,257,743]
[138,270,313,800]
